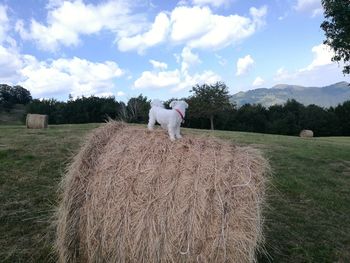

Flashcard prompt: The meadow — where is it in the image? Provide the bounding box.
[0,123,349,262]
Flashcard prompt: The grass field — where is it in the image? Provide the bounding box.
[1,123,349,262]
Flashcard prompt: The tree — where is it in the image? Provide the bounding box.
[321,0,350,74]
[26,99,63,124]
[300,104,339,136]
[189,82,233,130]
[26,96,121,124]
[335,101,350,135]
[12,85,32,104]
[267,99,304,135]
[0,84,13,110]
[235,104,268,133]
[124,95,151,123]
[0,84,32,111]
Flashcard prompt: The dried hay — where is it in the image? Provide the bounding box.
[299,129,313,138]
[26,113,48,129]
[55,121,269,263]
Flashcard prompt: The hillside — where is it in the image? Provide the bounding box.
[231,81,350,107]
[0,124,349,262]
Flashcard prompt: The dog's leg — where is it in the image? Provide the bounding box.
[148,114,156,131]
[168,125,176,141]
[175,125,182,139]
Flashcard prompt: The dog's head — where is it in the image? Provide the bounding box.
[169,100,189,110]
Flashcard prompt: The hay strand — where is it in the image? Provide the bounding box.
[26,114,48,129]
[56,121,269,262]
[299,129,314,138]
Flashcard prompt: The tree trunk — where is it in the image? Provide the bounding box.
[210,115,214,130]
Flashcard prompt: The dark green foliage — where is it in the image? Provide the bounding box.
[25,95,150,125]
[26,99,64,124]
[335,101,350,135]
[123,94,150,123]
[24,95,350,136]
[0,84,32,111]
[26,96,122,124]
[235,104,268,133]
[321,0,350,74]
[11,86,32,104]
[63,96,121,124]
[300,104,340,136]
[186,97,349,137]
[188,82,233,130]
[267,100,304,135]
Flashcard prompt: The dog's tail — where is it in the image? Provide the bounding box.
[151,99,165,108]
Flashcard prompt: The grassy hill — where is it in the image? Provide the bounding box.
[0,123,349,262]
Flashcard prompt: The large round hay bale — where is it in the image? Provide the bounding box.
[26,114,48,129]
[56,122,269,263]
[299,129,313,138]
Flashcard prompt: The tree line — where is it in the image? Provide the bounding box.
[1,83,349,137]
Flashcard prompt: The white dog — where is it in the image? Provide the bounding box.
[148,99,189,141]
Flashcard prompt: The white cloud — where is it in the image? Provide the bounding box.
[118,5,267,52]
[273,44,348,87]
[117,12,170,53]
[14,1,241,54]
[149,59,168,70]
[181,46,201,73]
[134,48,220,92]
[134,70,181,89]
[187,6,267,49]
[274,63,347,87]
[303,43,334,70]
[173,70,221,92]
[253,76,265,87]
[0,5,23,84]
[170,6,212,42]
[133,69,221,93]
[236,55,254,76]
[18,56,124,98]
[0,45,23,84]
[16,0,145,51]
[192,0,231,8]
[141,46,216,93]
[116,91,126,97]
[294,0,323,17]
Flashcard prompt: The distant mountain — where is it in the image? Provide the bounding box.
[231,81,350,108]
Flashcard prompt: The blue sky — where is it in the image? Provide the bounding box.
[0,0,348,101]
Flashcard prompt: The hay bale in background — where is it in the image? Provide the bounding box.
[26,114,48,129]
[56,122,269,263]
[299,129,313,138]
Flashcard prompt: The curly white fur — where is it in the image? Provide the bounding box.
[148,100,189,141]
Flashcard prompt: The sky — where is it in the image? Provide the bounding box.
[0,0,349,101]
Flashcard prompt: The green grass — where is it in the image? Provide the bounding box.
[0,124,349,262]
